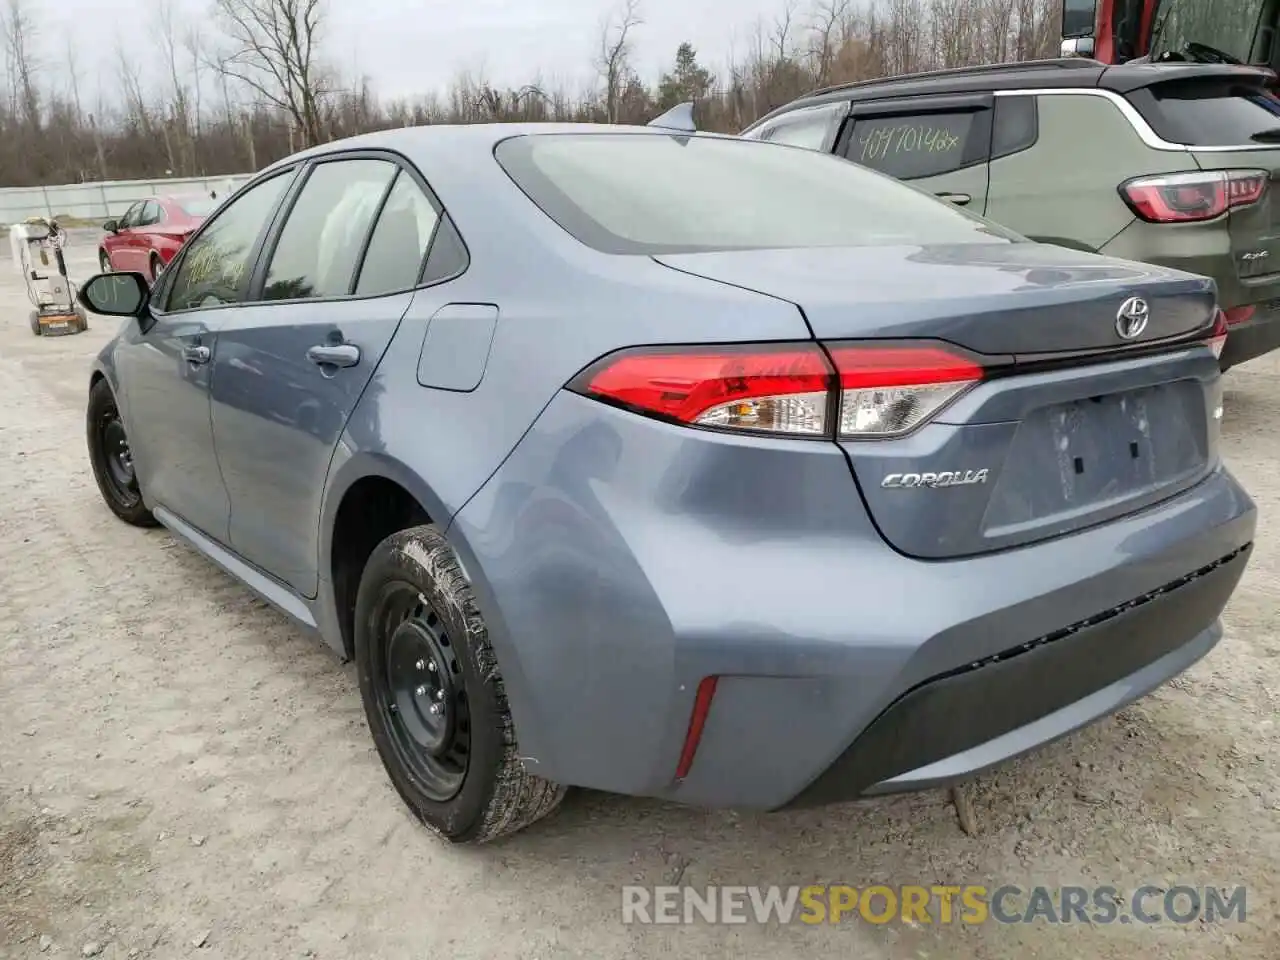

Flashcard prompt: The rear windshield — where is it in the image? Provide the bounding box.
[493,133,1021,255]
[1130,78,1280,146]
[177,196,218,217]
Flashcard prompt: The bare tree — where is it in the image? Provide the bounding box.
[3,0,39,129]
[597,0,642,123]
[213,0,328,147]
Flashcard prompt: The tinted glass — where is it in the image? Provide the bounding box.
[420,216,469,285]
[846,111,978,179]
[991,96,1038,159]
[1061,0,1097,38]
[354,171,441,296]
[263,158,396,301]
[119,203,142,228]
[1136,79,1280,145]
[139,201,162,226]
[165,171,292,311]
[494,133,1017,255]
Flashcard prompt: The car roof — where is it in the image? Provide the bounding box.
[747,59,1277,130]
[257,122,739,176]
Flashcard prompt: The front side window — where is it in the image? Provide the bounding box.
[494,132,1019,255]
[118,203,142,229]
[263,158,397,301]
[164,171,293,312]
[843,109,986,180]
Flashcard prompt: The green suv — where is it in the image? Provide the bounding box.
[742,57,1280,371]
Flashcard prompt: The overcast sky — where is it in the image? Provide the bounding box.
[41,0,796,105]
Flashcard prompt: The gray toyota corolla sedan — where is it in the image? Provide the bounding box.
[77,119,1256,843]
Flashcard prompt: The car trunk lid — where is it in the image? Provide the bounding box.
[653,243,1223,559]
[653,242,1217,356]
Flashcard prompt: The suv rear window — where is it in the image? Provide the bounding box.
[1129,78,1280,146]
[494,132,1021,255]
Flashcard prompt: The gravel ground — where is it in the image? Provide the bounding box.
[1,232,1278,960]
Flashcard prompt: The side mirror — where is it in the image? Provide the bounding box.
[1061,37,1096,57]
[103,219,118,233]
[78,271,150,318]
[1061,0,1097,41]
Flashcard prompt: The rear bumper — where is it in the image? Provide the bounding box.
[785,544,1248,807]
[450,390,1257,811]
[1221,304,1280,370]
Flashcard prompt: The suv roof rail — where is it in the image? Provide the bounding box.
[802,57,1104,100]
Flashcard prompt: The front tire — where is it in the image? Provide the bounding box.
[29,309,41,336]
[354,525,565,843]
[87,378,157,527]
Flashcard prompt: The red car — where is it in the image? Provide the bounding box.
[99,194,219,281]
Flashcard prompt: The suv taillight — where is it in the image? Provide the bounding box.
[1120,170,1269,223]
[569,341,985,440]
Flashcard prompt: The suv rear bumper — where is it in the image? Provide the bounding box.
[1221,303,1280,370]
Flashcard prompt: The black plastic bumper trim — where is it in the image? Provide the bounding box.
[784,543,1252,809]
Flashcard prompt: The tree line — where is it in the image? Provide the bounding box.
[0,0,1065,188]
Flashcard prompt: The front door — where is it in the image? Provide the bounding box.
[835,94,994,215]
[210,155,448,598]
[117,168,298,542]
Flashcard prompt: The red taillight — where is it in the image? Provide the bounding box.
[674,676,718,781]
[827,345,983,438]
[1120,170,1269,224]
[572,341,985,439]
[571,343,834,436]
[1206,309,1229,359]
[1224,305,1256,326]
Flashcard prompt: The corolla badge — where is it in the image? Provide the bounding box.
[881,469,990,489]
[1115,296,1150,340]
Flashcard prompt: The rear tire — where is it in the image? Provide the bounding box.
[149,253,163,284]
[98,250,111,274]
[29,309,41,336]
[87,378,157,527]
[354,525,565,843]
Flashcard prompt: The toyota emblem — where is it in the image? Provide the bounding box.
[1115,296,1150,340]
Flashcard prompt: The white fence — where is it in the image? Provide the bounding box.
[0,174,256,225]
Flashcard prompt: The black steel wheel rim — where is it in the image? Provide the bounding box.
[372,581,470,801]
[97,407,139,505]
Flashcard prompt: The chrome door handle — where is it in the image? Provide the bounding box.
[306,343,361,368]
[183,345,211,364]
[936,192,971,206]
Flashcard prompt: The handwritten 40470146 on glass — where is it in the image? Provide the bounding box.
[857,124,964,164]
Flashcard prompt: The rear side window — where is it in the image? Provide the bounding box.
[842,110,987,180]
[354,171,442,297]
[263,157,397,301]
[991,96,1038,160]
[494,132,1021,255]
[1129,79,1280,146]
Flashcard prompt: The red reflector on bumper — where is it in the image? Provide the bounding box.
[674,676,719,780]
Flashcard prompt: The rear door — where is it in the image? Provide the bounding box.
[834,93,994,213]
[208,153,449,598]
[1126,72,1280,309]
